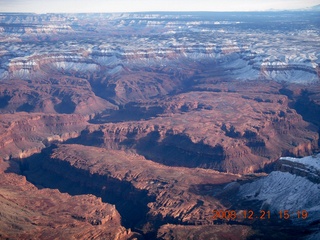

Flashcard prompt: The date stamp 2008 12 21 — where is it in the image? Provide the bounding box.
[212,209,309,220]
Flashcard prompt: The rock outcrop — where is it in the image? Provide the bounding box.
[0,172,138,239]
[276,154,320,183]
[231,154,320,240]
[71,80,319,174]
[0,113,89,160]
[0,75,115,115]
[19,144,242,236]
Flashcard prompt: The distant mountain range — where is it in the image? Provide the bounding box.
[305,4,320,11]
[267,4,320,11]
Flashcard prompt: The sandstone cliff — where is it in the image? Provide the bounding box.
[20,144,241,236]
[0,113,88,160]
[73,81,319,174]
[0,172,139,239]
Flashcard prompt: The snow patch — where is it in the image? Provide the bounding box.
[280,154,320,171]
[50,62,99,72]
[239,171,320,225]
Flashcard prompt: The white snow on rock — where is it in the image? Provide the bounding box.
[238,155,320,225]
[50,61,99,72]
[280,154,320,172]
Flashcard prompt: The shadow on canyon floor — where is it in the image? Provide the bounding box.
[6,145,158,238]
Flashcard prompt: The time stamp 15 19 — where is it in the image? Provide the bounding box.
[213,209,309,220]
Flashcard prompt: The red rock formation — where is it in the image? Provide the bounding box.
[77,80,319,174]
[0,172,138,239]
[22,144,241,233]
[0,113,89,160]
[0,73,115,115]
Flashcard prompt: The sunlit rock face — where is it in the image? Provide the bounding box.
[0,172,138,240]
[1,12,319,172]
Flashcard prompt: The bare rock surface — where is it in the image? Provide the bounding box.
[0,113,89,160]
[26,144,240,228]
[0,172,138,240]
[78,80,319,174]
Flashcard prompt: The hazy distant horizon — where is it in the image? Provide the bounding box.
[0,0,319,13]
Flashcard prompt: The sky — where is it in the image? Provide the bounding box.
[0,0,319,13]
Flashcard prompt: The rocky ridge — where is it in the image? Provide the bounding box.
[277,154,320,183]
[73,81,319,174]
[19,143,249,237]
[0,113,88,160]
[236,154,320,232]
[0,172,138,239]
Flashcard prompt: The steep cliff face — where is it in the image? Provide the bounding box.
[0,172,138,240]
[192,154,320,240]
[0,76,115,115]
[237,155,320,228]
[4,49,319,107]
[2,71,317,175]
[0,113,89,160]
[18,145,320,239]
[276,154,320,183]
[18,144,241,236]
[71,81,319,174]
[0,14,76,47]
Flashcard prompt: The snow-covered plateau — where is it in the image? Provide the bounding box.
[238,154,320,226]
[0,12,319,83]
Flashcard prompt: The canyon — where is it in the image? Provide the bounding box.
[0,11,319,239]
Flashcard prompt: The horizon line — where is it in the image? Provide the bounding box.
[0,9,319,15]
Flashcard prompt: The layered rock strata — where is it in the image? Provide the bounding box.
[0,172,138,239]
